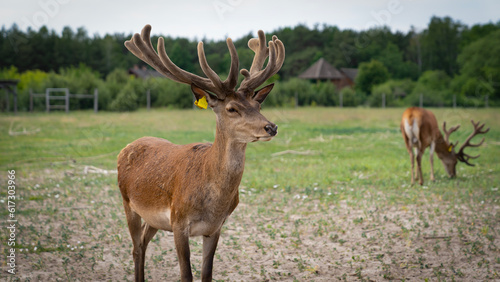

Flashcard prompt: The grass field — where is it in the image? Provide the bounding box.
[0,107,499,281]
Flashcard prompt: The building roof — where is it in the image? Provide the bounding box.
[298,58,344,80]
[0,79,20,86]
[128,65,163,79]
[340,68,358,81]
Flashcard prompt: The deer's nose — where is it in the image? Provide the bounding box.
[265,123,278,136]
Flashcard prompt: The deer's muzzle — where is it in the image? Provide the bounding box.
[265,123,278,137]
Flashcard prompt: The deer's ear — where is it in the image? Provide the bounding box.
[191,84,218,108]
[253,83,274,104]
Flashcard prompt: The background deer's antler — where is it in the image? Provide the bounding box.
[456,120,490,166]
[442,121,460,146]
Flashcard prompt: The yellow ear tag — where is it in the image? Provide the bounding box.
[448,145,453,152]
[194,96,208,109]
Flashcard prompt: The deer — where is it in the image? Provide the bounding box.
[117,25,284,282]
[401,107,489,185]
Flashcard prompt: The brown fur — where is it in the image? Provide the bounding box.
[400,107,488,185]
[118,25,285,282]
[401,107,456,185]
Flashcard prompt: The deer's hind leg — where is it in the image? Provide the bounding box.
[402,128,416,185]
[415,148,425,185]
[123,200,158,282]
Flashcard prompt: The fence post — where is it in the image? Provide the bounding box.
[46,88,49,112]
[4,90,9,112]
[65,88,70,113]
[147,89,151,111]
[94,88,98,113]
[453,94,456,108]
[485,95,489,108]
[339,92,343,108]
[13,87,17,115]
[294,91,298,108]
[382,93,386,108]
[419,93,423,108]
[30,89,33,112]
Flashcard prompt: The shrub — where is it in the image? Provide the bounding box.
[109,80,140,111]
[339,87,365,107]
[369,79,415,107]
[405,70,452,107]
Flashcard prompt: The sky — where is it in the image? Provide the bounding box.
[2,0,499,41]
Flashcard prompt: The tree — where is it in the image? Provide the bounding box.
[421,16,464,75]
[460,22,500,49]
[355,59,389,94]
[376,42,419,80]
[452,29,500,103]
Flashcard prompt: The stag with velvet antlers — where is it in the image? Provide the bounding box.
[401,107,489,185]
[117,25,284,282]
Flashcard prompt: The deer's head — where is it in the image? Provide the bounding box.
[125,25,285,143]
[440,120,490,177]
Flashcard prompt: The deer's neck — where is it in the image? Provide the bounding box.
[434,132,452,158]
[207,124,247,188]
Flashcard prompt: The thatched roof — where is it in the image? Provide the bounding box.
[129,65,163,79]
[340,68,358,81]
[298,58,344,80]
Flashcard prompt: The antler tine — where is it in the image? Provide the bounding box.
[456,120,489,166]
[157,37,220,94]
[197,37,240,97]
[224,38,239,90]
[248,30,268,75]
[442,121,460,144]
[125,26,184,83]
[239,30,285,92]
[126,25,236,98]
[239,41,276,92]
[457,152,480,166]
[472,120,490,134]
[271,36,285,75]
[197,42,225,95]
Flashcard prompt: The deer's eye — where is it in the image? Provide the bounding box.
[227,107,237,113]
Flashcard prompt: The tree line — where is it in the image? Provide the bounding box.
[1,16,499,111]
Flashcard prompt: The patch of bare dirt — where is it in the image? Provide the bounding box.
[1,173,498,281]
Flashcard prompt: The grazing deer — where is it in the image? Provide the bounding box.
[401,107,489,185]
[117,25,284,282]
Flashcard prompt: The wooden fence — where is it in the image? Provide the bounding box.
[30,88,98,113]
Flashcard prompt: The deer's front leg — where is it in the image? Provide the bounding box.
[429,141,436,181]
[173,224,193,282]
[201,230,221,282]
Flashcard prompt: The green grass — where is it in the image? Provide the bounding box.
[3,107,498,190]
[0,107,499,281]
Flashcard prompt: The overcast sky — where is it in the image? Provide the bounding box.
[2,0,499,40]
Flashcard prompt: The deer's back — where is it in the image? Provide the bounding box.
[117,136,212,203]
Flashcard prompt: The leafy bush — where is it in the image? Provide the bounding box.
[151,79,193,109]
[269,78,313,107]
[369,79,415,107]
[312,81,338,106]
[104,68,131,110]
[339,87,366,107]
[109,80,140,111]
[405,70,452,107]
